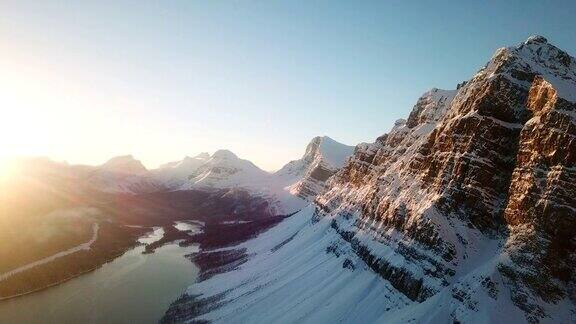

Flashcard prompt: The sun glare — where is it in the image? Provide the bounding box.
[0,157,18,183]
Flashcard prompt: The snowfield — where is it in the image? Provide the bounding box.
[169,204,573,324]
[176,205,413,323]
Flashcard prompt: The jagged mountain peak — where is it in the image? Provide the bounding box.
[302,136,354,169]
[178,153,210,166]
[87,155,165,193]
[315,36,576,322]
[204,150,264,172]
[275,135,355,199]
[481,35,576,103]
[183,149,270,190]
[525,34,548,45]
[405,88,457,128]
[302,136,323,159]
[310,135,338,143]
[278,136,354,177]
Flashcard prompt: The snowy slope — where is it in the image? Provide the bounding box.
[162,206,530,323]
[152,153,210,188]
[162,206,414,323]
[183,150,272,190]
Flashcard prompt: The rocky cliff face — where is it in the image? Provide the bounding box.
[499,76,576,322]
[165,36,575,324]
[315,35,576,322]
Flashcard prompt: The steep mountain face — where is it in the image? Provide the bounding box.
[317,35,576,323]
[275,136,354,199]
[164,36,576,323]
[499,76,576,321]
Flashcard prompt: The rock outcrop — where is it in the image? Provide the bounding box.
[316,35,576,322]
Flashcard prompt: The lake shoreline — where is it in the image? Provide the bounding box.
[0,236,201,323]
[0,242,139,302]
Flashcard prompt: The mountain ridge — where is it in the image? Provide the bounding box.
[162,35,576,324]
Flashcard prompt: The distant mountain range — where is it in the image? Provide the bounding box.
[11,135,355,214]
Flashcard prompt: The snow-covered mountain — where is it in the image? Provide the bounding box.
[149,140,354,212]
[163,36,576,323]
[275,136,354,199]
[182,150,272,190]
[87,155,165,194]
[80,151,267,195]
[20,142,352,212]
[152,153,210,188]
[174,149,307,215]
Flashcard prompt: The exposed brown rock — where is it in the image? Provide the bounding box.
[316,36,576,322]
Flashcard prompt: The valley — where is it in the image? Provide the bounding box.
[0,136,350,319]
[0,230,200,324]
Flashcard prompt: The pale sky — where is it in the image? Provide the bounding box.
[1,1,575,171]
